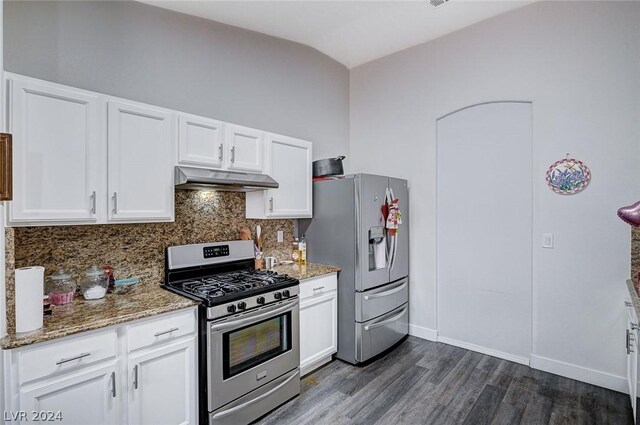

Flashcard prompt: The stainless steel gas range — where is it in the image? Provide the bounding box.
[163,240,300,425]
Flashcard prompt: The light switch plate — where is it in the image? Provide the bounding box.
[277,230,284,243]
[542,233,554,249]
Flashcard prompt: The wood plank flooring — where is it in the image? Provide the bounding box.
[255,337,632,425]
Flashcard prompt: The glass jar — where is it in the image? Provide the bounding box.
[47,268,76,305]
[80,265,108,300]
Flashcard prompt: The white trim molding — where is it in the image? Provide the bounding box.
[530,354,628,394]
[408,324,438,342]
[437,336,530,366]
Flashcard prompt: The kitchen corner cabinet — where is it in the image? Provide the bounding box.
[2,308,198,425]
[246,134,312,219]
[299,274,338,376]
[107,100,175,222]
[6,75,104,225]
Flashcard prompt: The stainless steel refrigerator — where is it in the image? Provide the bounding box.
[300,174,409,364]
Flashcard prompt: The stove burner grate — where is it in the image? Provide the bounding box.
[179,269,293,300]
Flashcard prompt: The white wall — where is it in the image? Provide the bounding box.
[4,0,350,167]
[350,1,640,392]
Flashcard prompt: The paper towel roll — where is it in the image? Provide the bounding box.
[15,266,44,333]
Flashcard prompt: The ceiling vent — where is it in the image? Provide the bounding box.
[430,0,451,8]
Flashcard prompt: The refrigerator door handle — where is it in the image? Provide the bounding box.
[390,234,398,272]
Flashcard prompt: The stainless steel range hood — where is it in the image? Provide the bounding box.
[174,166,278,192]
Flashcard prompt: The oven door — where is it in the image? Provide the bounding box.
[207,297,300,412]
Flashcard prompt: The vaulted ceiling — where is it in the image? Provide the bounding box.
[140,1,534,68]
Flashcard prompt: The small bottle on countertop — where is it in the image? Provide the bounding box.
[292,237,300,262]
[299,234,307,265]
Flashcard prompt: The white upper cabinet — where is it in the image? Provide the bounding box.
[7,75,104,225]
[246,133,312,219]
[178,114,225,169]
[5,73,313,226]
[225,124,264,173]
[107,100,176,222]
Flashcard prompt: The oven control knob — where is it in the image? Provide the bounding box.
[227,304,236,313]
[237,302,246,310]
[282,290,290,298]
[274,292,282,300]
[256,297,265,305]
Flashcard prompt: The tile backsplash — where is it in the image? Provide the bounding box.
[4,191,294,332]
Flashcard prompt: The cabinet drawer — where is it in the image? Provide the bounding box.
[18,329,117,384]
[127,309,196,352]
[299,274,337,300]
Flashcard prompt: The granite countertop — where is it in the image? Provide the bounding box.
[626,279,640,319]
[270,262,340,281]
[1,286,198,350]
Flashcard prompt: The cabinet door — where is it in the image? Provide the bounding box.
[20,363,118,425]
[225,124,263,172]
[178,114,225,169]
[628,325,639,421]
[128,338,196,425]
[265,134,312,218]
[8,76,103,225]
[299,291,337,373]
[108,100,175,222]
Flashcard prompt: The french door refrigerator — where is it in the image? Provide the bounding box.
[301,174,409,364]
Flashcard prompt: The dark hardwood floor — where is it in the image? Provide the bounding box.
[255,336,633,425]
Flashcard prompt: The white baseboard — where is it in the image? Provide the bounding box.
[408,324,438,341]
[408,327,629,394]
[530,354,628,394]
[300,355,333,377]
[437,336,530,366]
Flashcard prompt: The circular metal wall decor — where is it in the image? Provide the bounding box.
[546,156,591,195]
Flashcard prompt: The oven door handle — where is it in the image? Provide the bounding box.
[210,371,299,420]
[210,298,299,332]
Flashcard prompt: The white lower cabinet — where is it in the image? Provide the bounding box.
[20,363,119,425]
[128,339,196,425]
[20,363,120,425]
[3,308,197,425]
[299,274,338,376]
[626,299,639,423]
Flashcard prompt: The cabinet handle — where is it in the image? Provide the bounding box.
[269,197,274,212]
[627,329,632,354]
[56,352,91,365]
[133,364,139,390]
[110,372,117,398]
[313,286,325,291]
[231,146,235,163]
[626,301,633,307]
[154,327,179,337]
[90,191,96,214]
[219,144,224,161]
[112,192,118,214]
